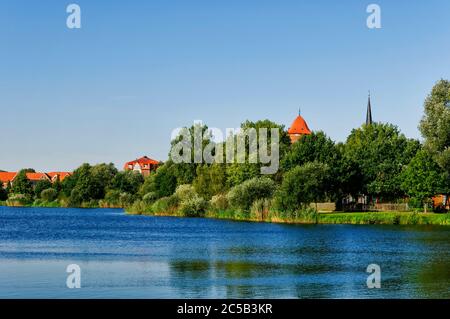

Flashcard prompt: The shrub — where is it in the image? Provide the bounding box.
[143,192,158,205]
[175,184,197,201]
[41,188,57,202]
[104,189,121,206]
[210,194,229,211]
[7,194,32,206]
[179,195,208,217]
[151,195,179,213]
[250,198,271,221]
[119,192,134,207]
[227,177,276,212]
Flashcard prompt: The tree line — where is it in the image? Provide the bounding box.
[1,80,449,217]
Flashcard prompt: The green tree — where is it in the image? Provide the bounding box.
[11,170,33,197]
[34,179,52,199]
[226,120,290,186]
[344,123,420,200]
[275,162,330,213]
[227,177,276,212]
[169,123,212,185]
[193,164,227,199]
[110,170,144,195]
[139,163,177,198]
[41,188,58,202]
[419,79,450,173]
[401,150,446,211]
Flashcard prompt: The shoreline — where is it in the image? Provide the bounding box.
[126,210,450,226]
[1,203,449,226]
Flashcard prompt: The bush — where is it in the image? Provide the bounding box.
[142,192,158,205]
[7,194,32,206]
[119,192,134,207]
[250,199,271,220]
[210,194,229,211]
[175,184,197,201]
[179,195,208,217]
[104,189,121,206]
[41,188,57,202]
[151,195,179,213]
[227,177,276,212]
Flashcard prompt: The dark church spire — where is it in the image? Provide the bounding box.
[366,91,373,125]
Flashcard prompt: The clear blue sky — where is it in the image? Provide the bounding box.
[1,0,450,172]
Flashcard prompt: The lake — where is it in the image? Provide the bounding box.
[0,206,449,298]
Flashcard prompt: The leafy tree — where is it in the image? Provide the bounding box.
[225,120,290,186]
[139,163,177,198]
[344,123,420,200]
[110,170,144,195]
[90,163,118,195]
[41,188,58,202]
[227,177,276,212]
[401,150,446,211]
[34,179,52,199]
[419,79,450,173]
[169,123,212,185]
[282,131,337,170]
[11,170,33,197]
[275,162,330,213]
[193,164,227,199]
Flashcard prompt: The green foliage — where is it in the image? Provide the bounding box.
[420,79,450,174]
[6,194,32,206]
[179,196,208,217]
[34,180,52,199]
[174,184,207,216]
[210,194,229,211]
[227,177,276,212]
[110,170,144,195]
[151,195,179,213]
[193,164,227,199]
[344,123,420,199]
[142,192,158,205]
[139,164,177,199]
[250,198,271,220]
[169,123,213,185]
[11,170,33,197]
[275,162,330,213]
[401,150,446,204]
[40,188,57,202]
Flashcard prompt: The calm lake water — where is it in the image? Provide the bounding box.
[0,206,449,299]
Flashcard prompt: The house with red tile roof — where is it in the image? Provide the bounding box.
[124,156,160,177]
[0,172,17,188]
[0,171,72,188]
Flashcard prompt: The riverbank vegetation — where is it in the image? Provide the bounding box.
[1,80,449,226]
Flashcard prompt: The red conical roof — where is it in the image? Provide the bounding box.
[287,115,311,135]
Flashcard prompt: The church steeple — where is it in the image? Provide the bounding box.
[366,91,373,125]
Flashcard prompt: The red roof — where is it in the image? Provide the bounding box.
[0,172,17,183]
[124,156,160,170]
[47,172,72,181]
[26,173,50,181]
[287,115,312,135]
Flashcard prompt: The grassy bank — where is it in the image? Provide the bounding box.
[127,209,450,226]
